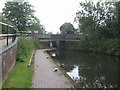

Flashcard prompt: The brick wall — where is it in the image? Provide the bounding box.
[0,38,17,84]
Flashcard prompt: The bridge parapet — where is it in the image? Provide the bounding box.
[65,34,81,39]
[37,34,82,40]
[38,34,51,39]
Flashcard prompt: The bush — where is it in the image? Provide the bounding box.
[16,37,34,62]
[32,38,44,49]
[16,37,44,62]
[105,39,120,55]
[77,38,120,56]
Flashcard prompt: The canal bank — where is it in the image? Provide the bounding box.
[32,49,74,88]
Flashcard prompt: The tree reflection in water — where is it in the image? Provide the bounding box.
[51,50,118,88]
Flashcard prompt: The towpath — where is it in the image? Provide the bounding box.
[32,49,74,88]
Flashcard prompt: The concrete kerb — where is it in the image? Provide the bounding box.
[27,51,35,67]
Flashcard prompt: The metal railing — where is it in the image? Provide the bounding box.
[0,22,18,85]
[0,22,17,46]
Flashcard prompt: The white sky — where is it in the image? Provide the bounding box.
[29,0,81,34]
[0,0,85,34]
[1,0,117,34]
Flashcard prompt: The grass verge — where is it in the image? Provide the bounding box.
[2,51,34,88]
[2,37,41,88]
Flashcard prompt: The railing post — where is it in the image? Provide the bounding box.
[12,28,16,42]
[6,25,8,46]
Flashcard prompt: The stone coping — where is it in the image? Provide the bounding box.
[0,37,18,54]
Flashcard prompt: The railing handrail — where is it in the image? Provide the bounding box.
[0,34,32,37]
[0,22,18,33]
[0,22,14,28]
[0,34,16,37]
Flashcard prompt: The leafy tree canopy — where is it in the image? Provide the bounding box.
[73,1,120,56]
[0,13,18,34]
[2,0,35,31]
[60,22,75,34]
[46,31,53,35]
[75,1,118,39]
[29,17,45,34]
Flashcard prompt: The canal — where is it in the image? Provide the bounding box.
[49,49,119,88]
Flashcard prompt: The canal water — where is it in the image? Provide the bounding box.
[50,49,119,88]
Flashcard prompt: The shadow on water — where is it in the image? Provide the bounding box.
[49,49,119,88]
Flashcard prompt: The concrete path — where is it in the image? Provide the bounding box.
[32,49,74,88]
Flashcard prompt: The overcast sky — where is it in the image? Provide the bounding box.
[29,0,81,34]
[0,0,85,34]
[1,0,117,34]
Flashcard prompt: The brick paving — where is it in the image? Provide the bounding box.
[32,50,74,88]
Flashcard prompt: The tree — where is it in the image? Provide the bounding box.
[56,31,60,34]
[60,22,75,34]
[2,1,35,31]
[29,17,45,34]
[0,13,17,34]
[75,1,117,39]
[74,1,120,55]
[116,1,120,38]
[46,31,53,35]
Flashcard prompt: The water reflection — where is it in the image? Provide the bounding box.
[50,50,118,88]
[67,65,83,82]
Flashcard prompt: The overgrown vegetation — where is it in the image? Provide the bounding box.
[74,1,120,56]
[32,38,44,49]
[16,37,34,62]
[16,37,44,62]
[2,37,43,88]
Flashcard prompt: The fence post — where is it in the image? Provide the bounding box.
[6,25,8,46]
[12,28,16,42]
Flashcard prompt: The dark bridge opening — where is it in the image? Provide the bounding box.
[52,41,57,48]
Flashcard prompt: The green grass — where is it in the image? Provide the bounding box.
[2,37,45,88]
[2,37,44,88]
[2,52,33,88]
